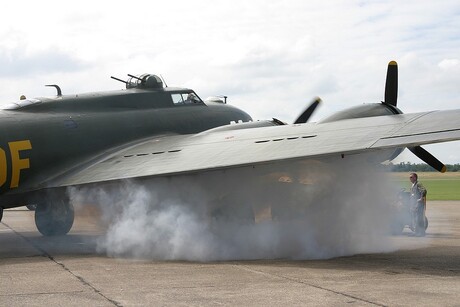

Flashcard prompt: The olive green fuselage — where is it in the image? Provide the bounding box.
[0,87,252,207]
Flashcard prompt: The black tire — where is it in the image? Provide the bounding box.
[0,207,3,222]
[425,216,429,230]
[35,199,74,236]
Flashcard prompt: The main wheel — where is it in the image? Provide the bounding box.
[424,216,429,230]
[35,198,74,236]
[0,207,3,222]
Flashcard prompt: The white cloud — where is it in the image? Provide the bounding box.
[438,59,460,70]
[0,0,459,162]
[0,46,87,77]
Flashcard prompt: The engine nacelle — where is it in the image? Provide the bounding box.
[319,103,404,163]
[318,103,402,123]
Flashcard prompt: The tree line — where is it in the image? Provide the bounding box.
[385,162,460,172]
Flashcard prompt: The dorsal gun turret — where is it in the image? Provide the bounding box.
[111,73,164,89]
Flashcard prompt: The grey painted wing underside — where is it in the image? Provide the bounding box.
[55,109,460,187]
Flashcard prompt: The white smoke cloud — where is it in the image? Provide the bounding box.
[69,157,407,261]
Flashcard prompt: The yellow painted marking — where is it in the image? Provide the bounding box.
[9,140,32,188]
[0,148,6,187]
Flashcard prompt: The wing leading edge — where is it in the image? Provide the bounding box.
[51,109,460,188]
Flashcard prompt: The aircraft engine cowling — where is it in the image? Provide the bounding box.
[360,147,405,164]
[318,103,402,124]
[318,103,404,163]
[199,119,284,135]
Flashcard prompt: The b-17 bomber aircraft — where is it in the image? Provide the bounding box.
[0,61,459,236]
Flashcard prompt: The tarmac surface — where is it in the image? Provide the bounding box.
[1,201,459,306]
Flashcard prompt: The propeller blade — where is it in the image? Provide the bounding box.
[408,146,447,173]
[294,97,322,124]
[384,61,398,106]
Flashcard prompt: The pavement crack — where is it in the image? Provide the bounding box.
[2,222,123,307]
[235,265,387,307]
[47,254,123,307]
[0,290,85,297]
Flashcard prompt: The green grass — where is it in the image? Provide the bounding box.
[390,172,460,201]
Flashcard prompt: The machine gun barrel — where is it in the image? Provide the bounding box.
[110,76,128,84]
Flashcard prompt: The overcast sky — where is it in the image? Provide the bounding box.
[1,0,459,163]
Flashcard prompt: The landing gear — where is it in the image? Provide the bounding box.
[35,195,74,236]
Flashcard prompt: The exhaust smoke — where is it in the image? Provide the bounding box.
[69,157,405,261]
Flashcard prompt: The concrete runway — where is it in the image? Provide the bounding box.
[1,201,459,306]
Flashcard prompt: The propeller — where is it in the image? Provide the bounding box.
[408,146,447,173]
[383,61,446,173]
[384,61,398,106]
[294,97,322,124]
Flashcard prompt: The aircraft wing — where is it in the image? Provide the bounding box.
[51,109,460,188]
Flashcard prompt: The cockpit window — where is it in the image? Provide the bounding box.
[171,92,203,105]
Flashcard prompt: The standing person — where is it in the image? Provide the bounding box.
[409,173,427,236]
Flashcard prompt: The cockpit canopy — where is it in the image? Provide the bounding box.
[126,74,163,89]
